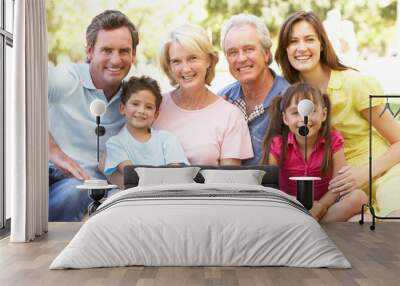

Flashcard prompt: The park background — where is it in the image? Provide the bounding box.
[46,0,400,97]
[3,0,396,222]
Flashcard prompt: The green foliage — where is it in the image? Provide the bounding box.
[46,0,88,64]
[46,0,211,65]
[203,0,396,55]
[46,0,397,64]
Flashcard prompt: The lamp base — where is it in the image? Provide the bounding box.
[289,176,321,210]
[296,180,314,210]
[88,188,106,215]
[77,184,117,215]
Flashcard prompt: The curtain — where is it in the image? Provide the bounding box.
[7,0,48,242]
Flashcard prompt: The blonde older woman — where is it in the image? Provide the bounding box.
[153,24,253,165]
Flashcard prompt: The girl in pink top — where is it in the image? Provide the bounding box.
[262,83,367,222]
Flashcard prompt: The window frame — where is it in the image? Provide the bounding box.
[1,0,14,231]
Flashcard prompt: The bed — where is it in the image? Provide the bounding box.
[50,165,350,269]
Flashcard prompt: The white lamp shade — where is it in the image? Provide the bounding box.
[90,99,107,117]
[297,99,314,117]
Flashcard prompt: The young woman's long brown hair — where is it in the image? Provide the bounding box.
[275,11,349,84]
[262,82,333,174]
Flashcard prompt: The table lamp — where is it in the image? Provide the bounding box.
[289,99,320,210]
[298,99,314,163]
[79,99,114,215]
[89,99,107,162]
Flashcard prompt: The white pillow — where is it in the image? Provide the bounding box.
[200,169,266,185]
[135,167,200,186]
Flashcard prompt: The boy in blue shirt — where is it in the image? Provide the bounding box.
[104,76,188,177]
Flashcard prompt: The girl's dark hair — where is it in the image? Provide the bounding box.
[275,10,349,84]
[121,76,162,111]
[262,82,333,174]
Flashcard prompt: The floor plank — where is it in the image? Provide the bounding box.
[0,222,399,286]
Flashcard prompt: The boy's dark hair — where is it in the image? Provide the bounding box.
[121,76,162,111]
[261,82,333,174]
[86,10,139,60]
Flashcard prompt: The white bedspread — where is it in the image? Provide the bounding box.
[50,183,351,269]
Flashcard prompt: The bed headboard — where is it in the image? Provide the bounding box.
[123,165,279,190]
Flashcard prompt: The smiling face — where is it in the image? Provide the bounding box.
[87,27,136,91]
[223,24,270,84]
[120,90,158,131]
[168,42,210,89]
[283,95,327,140]
[286,20,323,75]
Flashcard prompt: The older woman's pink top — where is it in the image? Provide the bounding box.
[270,129,344,200]
[153,93,253,165]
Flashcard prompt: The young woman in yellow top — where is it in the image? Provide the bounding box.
[275,11,400,217]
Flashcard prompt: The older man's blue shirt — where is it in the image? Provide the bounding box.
[218,70,289,165]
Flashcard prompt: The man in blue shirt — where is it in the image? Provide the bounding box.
[48,10,139,221]
[218,14,289,165]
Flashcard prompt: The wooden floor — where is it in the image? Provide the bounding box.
[0,222,399,286]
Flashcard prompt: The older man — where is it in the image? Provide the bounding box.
[48,10,139,221]
[219,14,289,165]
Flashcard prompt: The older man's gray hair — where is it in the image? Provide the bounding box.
[220,14,273,64]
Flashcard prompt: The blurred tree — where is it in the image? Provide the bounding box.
[46,0,89,64]
[204,0,396,56]
[46,0,208,65]
[46,0,397,64]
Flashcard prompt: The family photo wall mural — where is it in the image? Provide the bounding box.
[46,0,400,228]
